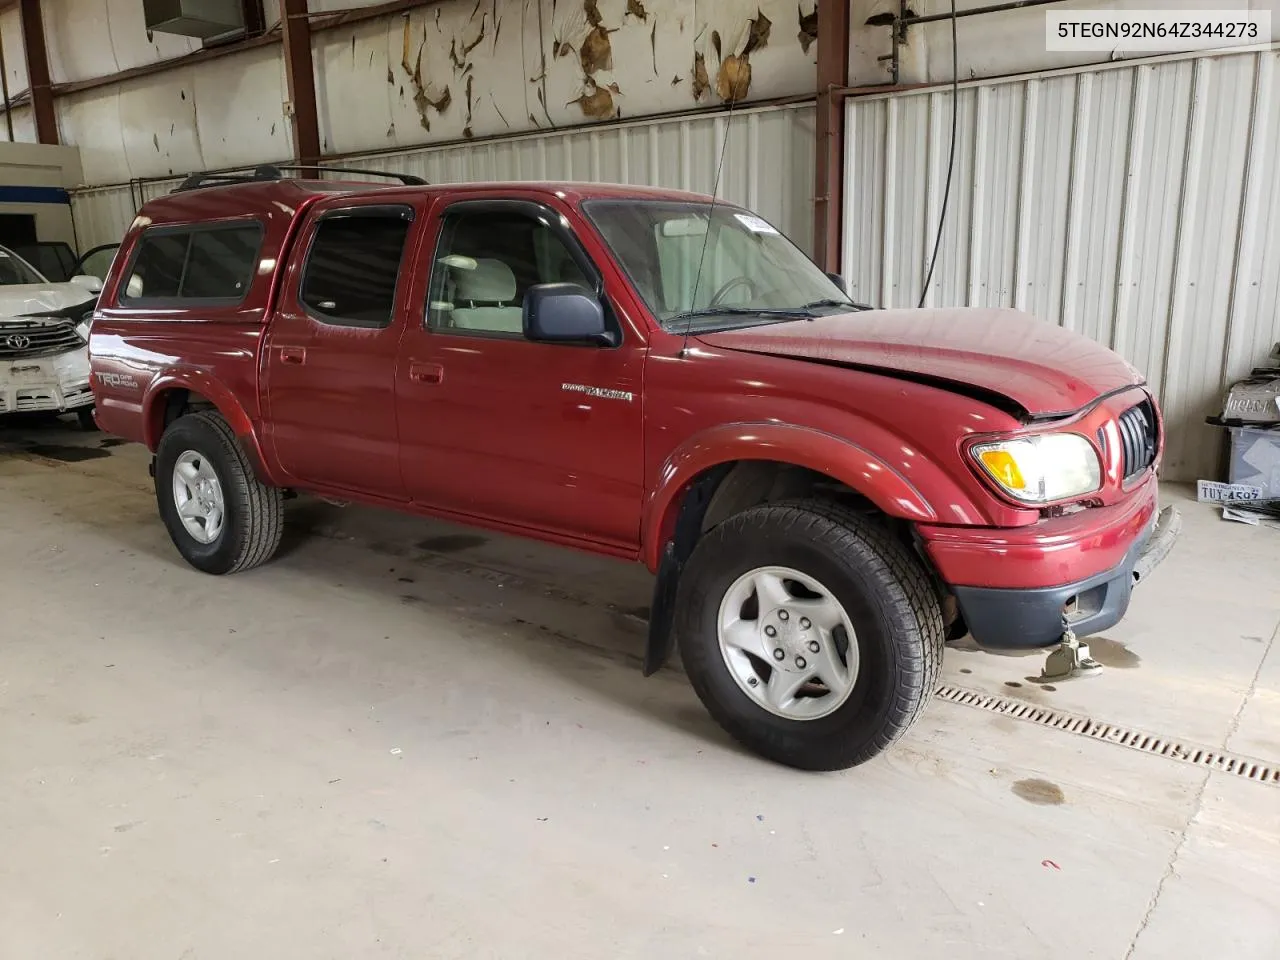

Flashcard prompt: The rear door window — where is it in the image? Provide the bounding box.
[122,223,262,303]
[298,207,413,328]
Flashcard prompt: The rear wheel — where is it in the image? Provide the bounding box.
[676,499,943,771]
[155,411,283,574]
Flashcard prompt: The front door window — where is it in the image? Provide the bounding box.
[426,209,596,336]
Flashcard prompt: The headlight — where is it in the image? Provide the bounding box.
[75,314,92,343]
[971,433,1101,504]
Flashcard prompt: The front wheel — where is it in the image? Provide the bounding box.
[675,500,944,771]
[155,411,283,574]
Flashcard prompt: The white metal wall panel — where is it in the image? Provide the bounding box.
[0,8,28,100]
[69,100,815,254]
[842,47,1280,482]
[43,0,201,85]
[324,101,817,252]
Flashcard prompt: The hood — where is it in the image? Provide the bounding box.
[697,307,1144,418]
[0,284,97,320]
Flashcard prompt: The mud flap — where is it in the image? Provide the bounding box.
[643,543,680,676]
[641,466,728,676]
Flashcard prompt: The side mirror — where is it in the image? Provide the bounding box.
[524,283,614,346]
[71,274,104,293]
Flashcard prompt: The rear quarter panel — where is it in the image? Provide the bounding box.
[87,188,309,477]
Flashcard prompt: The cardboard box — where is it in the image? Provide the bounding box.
[1228,427,1280,499]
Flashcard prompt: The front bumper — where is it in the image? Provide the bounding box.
[951,504,1181,649]
[0,349,93,415]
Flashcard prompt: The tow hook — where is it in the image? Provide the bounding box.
[1040,627,1104,681]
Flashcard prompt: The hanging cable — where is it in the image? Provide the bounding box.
[917,0,959,308]
[681,94,741,356]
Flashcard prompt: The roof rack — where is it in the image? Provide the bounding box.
[172,164,427,193]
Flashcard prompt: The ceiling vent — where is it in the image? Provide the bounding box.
[143,0,246,41]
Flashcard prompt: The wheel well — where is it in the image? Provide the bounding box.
[698,460,873,534]
[151,389,217,443]
[669,460,962,636]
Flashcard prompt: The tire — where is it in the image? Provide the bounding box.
[155,411,284,575]
[76,406,98,431]
[675,499,944,771]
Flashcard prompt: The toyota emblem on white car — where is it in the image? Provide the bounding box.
[4,334,31,349]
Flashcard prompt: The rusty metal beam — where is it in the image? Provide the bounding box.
[280,0,320,165]
[19,0,57,143]
[813,0,850,274]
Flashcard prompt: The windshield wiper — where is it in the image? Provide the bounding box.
[665,305,816,326]
[801,298,869,311]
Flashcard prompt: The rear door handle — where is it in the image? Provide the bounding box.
[280,346,306,365]
[409,361,444,384]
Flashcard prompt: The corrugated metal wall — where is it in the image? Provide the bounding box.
[69,100,816,251]
[843,46,1280,483]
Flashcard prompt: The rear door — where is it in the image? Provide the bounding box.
[263,200,419,498]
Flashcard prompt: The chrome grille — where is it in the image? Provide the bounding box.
[1117,399,1158,481]
[0,320,82,359]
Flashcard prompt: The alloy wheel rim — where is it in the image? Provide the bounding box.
[172,450,225,545]
[716,565,860,720]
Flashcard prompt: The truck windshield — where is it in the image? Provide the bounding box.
[583,200,854,328]
[0,246,47,285]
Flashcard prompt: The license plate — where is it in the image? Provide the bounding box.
[5,362,49,384]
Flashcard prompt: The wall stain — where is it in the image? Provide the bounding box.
[569,78,617,119]
[464,74,475,137]
[1012,778,1065,806]
[691,52,710,100]
[460,13,488,58]
[580,24,614,73]
[402,17,452,131]
[798,4,818,53]
[742,9,772,55]
[625,0,648,21]
[491,93,510,127]
[716,53,751,101]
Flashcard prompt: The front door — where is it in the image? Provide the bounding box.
[396,198,646,549]
[263,202,418,499]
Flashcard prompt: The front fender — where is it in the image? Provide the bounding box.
[640,422,939,571]
[143,370,275,484]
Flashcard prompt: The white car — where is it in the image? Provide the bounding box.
[0,243,105,428]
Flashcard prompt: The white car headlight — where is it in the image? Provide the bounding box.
[75,315,92,343]
[971,433,1102,504]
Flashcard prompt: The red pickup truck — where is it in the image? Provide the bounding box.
[88,166,1179,771]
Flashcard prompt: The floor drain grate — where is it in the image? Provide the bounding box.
[934,683,1280,786]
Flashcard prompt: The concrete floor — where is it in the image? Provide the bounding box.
[1,418,1277,960]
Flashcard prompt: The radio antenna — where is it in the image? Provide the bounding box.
[681,87,741,358]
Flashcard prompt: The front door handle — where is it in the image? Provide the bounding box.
[280,346,306,365]
[409,361,444,384]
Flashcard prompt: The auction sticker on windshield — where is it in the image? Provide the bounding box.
[734,213,779,235]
